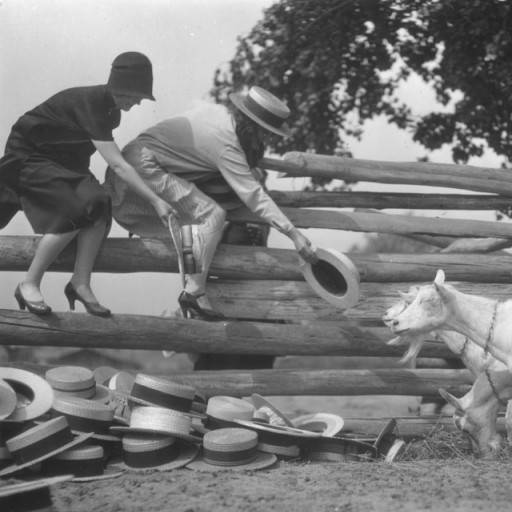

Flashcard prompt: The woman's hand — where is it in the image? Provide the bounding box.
[288,228,318,264]
[152,198,178,225]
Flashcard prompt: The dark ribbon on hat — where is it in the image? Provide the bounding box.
[251,429,300,447]
[43,457,104,477]
[9,428,74,465]
[244,95,286,131]
[202,445,258,467]
[130,383,192,412]
[204,415,241,430]
[60,414,112,435]
[123,442,179,468]
[4,486,53,512]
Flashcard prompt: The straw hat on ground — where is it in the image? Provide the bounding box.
[234,420,321,458]
[251,394,293,427]
[45,366,111,403]
[110,406,201,443]
[0,378,17,420]
[0,416,93,477]
[0,367,54,422]
[126,374,203,418]
[301,248,360,309]
[42,443,124,482]
[193,396,255,435]
[51,396,120,442]
[187,428,277,472]
[0,475,72,512]
[301,435,376,462]
[291,413,345,437]
[115,434,198,472]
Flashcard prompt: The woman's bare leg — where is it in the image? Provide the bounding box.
[70,219,109,303]
[21,230,79,301]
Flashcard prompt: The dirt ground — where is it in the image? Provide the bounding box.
[46,458,512,512]
[4,349,512,512]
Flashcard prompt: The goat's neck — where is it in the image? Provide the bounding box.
[443,292,510,367]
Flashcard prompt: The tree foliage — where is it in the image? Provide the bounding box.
[211,0,512,166]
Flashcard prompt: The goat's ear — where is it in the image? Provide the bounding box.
[439,388,465,413]
[434,269,445,285]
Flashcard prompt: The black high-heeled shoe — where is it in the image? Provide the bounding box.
[64,282,111,318]
[178,291,225,321]
[14,284,52,315]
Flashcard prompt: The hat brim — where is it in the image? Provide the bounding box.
[292,413,345,437]
[112,442,198,472]
[0,475,74,498]
[93,366,119,386]
[0,432,94,477]
[235,420,323,439]
[109,426,201,444]
[186,450,277,472]
[0,368,54,422]
[127,395,206,419]
[251,394,294,427]
[229,92,290,137]
[70,466,125,482]
[303,436,376,462]
[301,248,360,309]
[0,378,17,420]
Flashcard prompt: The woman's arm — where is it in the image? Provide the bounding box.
[93,140,176,223]
[218,147,317,263]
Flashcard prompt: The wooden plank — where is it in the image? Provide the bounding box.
[268,190,512,210]
[262,154,512,196]
[167,368,473,398]
[207,280,512,321]
[3,236,512,282]
[0,309,453,358]
[227,208,512,238]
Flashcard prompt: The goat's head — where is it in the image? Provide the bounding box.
[384,270,455,335]
[439,387,503,458]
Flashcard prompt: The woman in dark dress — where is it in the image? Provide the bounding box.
[0,52,175,316]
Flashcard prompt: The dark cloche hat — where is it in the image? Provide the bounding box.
[108,51,155,101]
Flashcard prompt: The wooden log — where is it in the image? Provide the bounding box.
[4,362,472,399]
[268,190,512,210]
[3,236,512,282]
[228,207,512,239]
[207,280,512,321]
[440,237,512,253]
[167,368,473,398]
[0,309,453,358]
[262,154,512,196]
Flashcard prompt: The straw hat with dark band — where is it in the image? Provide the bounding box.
[0,417,93,477]
[115,434,198,472]
[187,428,277,472]
[229,86,291,137]
[0,367,54,422]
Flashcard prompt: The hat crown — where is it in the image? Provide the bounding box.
[206,396,255,421]
[129,405,191,433]
[229,86,291,137]
[107,51,154,100]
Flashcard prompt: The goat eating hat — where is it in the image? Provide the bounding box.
[229,86,291,137]
[301,248,360,309]
[0,367,54,422]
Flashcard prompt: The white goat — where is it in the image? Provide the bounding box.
[384,269,512,370]
[383,270,512,455]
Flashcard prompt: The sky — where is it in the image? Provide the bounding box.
[0,0,504,316]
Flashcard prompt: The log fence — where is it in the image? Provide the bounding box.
[1,152,511,412]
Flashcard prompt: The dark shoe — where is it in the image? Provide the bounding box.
[64,282,111,318]
[14,284,52,315]
[178,291,224,321]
